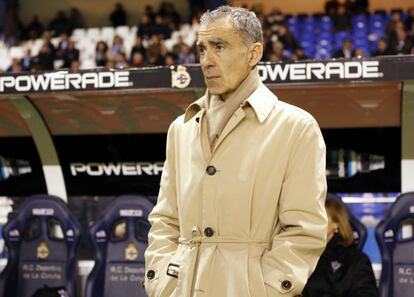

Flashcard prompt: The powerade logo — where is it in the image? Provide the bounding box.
[258,61,383,81]
[70,162,164,176]
[0,71,132,93]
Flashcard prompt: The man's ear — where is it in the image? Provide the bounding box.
[248,42,263,67]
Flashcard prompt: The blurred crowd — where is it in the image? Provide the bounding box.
[0,1,413,74]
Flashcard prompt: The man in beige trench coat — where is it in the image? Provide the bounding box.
[144,6,328,297]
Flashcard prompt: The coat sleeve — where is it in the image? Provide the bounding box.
[144,120,180,295]
[349,253,379,297]
[262,119,328,296]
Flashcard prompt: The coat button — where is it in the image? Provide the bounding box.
[147,270,155,280]
[195,117,200,123]
[281,280,292,290]
[206,165,216,175]
[204,227,214,237]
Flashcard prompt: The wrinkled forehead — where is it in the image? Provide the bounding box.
[197,17,242,43]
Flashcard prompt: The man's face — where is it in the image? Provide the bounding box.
[197,17,253,99]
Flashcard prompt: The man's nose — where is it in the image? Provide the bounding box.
[200,50,215,68]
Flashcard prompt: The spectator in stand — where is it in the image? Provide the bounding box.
[177,43,196,64]
[333,39,356,58]
[188,0,205,23]
[372,37,395,56]
[3,4,24,46]
[137,14,153,40]
[267,41,288,62]
[21,49,33,72]
[111,35,125,59]
[392,29,413,55]
[113,52,129,69]
[386,11,403,44]
[164,52,176,66]
[6,58,22,73]
[25,15,44,40]
[144,5,156,22]
[325,0,339,17]
[158,2,181,31]
[130,36,146,61]
[333,4,352,32]
[110,3,127,27]
[354,48,365,57]
[56,33,70,60]
[292,47,308,61]
[68,7,85,30]
[264,8,284,33]
[405,8,414,32]
[344,0,368,15]
[354,0,369,15]
[152,15,171,39]
[70,60,80,71]
[41,32,56,58]
[130,52,146,67]
[276,24,300,52]
[49,10,71,36]
[302,198,378,297]
[172,35,188,57]
[146,34,167,65]
[33,42,55,70]
[61,40,80,68]
[95,41,109,67]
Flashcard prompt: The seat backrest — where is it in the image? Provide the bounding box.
[85,195,154,297]
[327,193,368,250]
[0,194,81,297]
[375,192,414,297]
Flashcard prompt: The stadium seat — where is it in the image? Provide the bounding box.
[100,27,116,44]
[315,47,332,59]
[84,195,154,297]
[9,46,25,59]
[115,26,130,41]
[87,28,102,43]
[327,193,368,250]
[0,194,82,297]
[375,192,414,297]
[319,16,333,32]
[335,31,352,49]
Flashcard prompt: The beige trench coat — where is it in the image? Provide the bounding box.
[144,82,328,297]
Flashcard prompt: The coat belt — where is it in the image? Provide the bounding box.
[174,229,271,296]
[178,235,271,249]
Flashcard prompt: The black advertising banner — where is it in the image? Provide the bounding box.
[53,134,166,196]
[0,56,414,95]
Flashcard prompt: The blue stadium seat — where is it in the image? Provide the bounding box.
[319,16,333,32]
[370,15,386,32]
[286,18,301,38]
[0,195,81,297]
[327,193,368,250]
[85,195,154,297]
[375,192,414,297]
[352,15,368,25]
[315,47,332,59]
[335,31,352,49]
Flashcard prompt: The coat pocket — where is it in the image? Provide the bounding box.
[153,244,190,297]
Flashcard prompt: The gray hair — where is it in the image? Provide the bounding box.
[199,6,264,46]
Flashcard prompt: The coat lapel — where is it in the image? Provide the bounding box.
[211,108,246,155]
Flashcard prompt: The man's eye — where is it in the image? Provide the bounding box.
[216,44,224,51]
[198,48,206,54]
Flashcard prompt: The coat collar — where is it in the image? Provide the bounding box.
[184,71,278,124]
